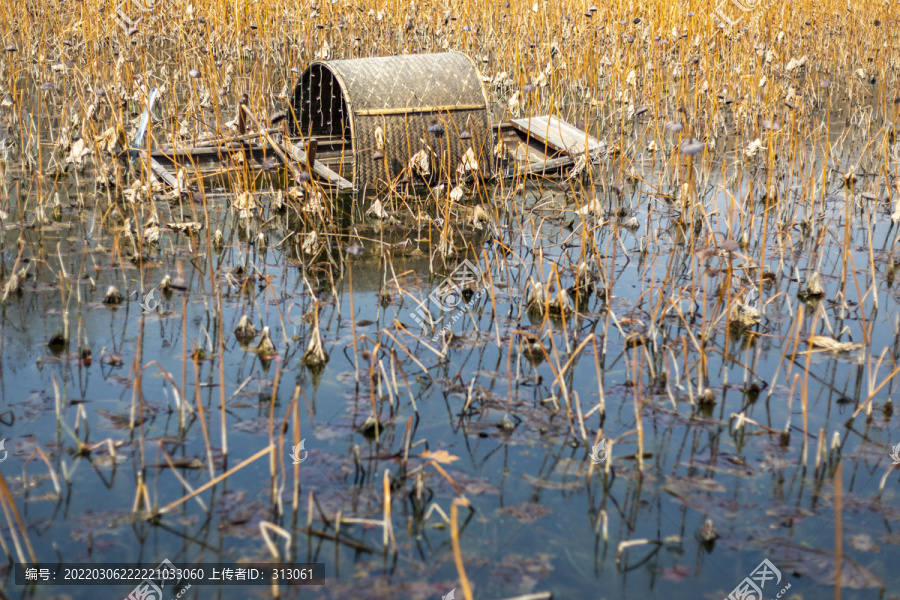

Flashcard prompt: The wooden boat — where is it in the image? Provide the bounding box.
[144,53,605,193]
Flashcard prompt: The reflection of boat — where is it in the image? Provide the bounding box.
[278,213,489,294]
[146,53,604,193]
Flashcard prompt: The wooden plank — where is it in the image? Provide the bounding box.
[497,155,575,179]
[132,88,158,149]
[240,105,306,183]
[512,139,550,164]
[236,102,246,135]
[306,139,318,166]
[308,134,349,145]
[354,104,485,116]
[149,143,354,184]
[151,146,246,160]
[510,115,603,157]
[195,128,279,148]
[138,150,179,188]
[287,142,354,191]
[495,126,559,165]
[315,155,354,180]
[242,105,353,191]
[518,154,575,176]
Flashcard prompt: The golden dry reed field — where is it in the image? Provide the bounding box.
[0,0,897,173]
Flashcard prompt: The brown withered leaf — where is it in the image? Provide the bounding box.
[522,472,582,491]
[809,335,861,352]
[453,472,499,495]
[491,552,553,594]
[166,221,203,233]
[497,502,554,523]
[97,408,146,429]
[419,449,459,464]
[663,476,726,499]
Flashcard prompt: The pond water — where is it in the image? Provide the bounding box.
[0,106,898,600]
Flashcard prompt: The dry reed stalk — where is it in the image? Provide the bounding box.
[269,362,282,509]
[286,385,302,514]
[633,353,644,473]
[161,450,208,512]
[132,475,149,515]
[155,444,274,516]
[834,460,843,600]
[450,496,474,600]
[192,342,216,479]
[0,471,36,565]
[381,469,396,552]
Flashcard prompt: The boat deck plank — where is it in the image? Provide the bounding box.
[510,115,603,157]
